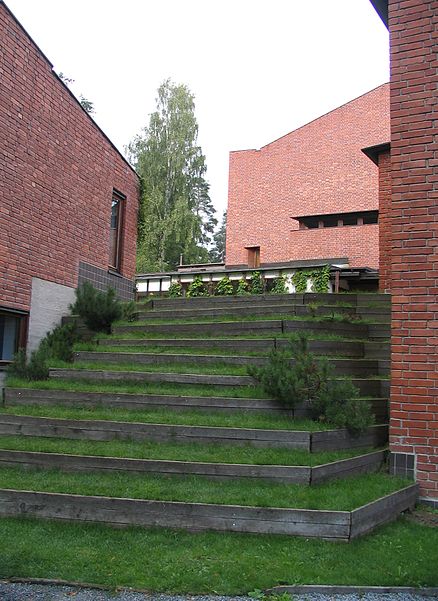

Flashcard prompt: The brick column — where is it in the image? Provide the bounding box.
[388,0,438,503]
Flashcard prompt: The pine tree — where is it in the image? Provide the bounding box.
[209,210,227,263]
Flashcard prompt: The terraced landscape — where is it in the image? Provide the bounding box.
[0,292,418,541]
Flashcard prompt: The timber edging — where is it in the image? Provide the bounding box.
[0,449,386,485]
[4,388,389,421]
[0,414,388,450]
[0,483,417,539]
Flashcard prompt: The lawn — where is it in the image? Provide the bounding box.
[0,517,436,591]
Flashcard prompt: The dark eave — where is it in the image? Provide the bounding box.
[369,0,388,28]
[362,142,391,166]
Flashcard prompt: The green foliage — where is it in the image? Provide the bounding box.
[120,301,137,323]
[168,282,183,298]
[214,276,234,296]
[270,275,288,294]
[186,276,208,298]
[249,271,264,294]
[312,264,331,293]
[8,322,79,381]
[129,79,217,272]
[8,348,49,381]
[249,334,373,434]
[291,270,309,293]
[292,265,330,293]
[236,278,250,296]
[209,210,227,263]
[70,282,122,333]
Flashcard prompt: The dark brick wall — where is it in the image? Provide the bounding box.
[388,0,438,501]
[78,262,134,302]
[226,84,390,268]
[0,1,139,314]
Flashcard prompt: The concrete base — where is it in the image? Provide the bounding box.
[27,278,76,354]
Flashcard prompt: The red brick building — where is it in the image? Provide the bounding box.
[367,0,437,505]
[0,0,139,361]
[226,84,390,270]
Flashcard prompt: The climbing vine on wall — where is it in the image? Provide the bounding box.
[291,265,330,294]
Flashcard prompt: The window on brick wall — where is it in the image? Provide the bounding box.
[0,309,27,362]
[293,210,378,229]
[246,246,261,268]
[109,190,125,272]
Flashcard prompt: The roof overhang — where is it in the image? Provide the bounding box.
[361,142,391,166]
[369,0,388,28]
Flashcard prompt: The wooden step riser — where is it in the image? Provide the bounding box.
[0,415,388,451]
[74,352,382,377]
[0,449,386,485]
[99,338,367,358]
[48,369,389,397]
[4,389,389,421]
[136,305,360,321]
[114,320,372,339]
[0,484,416,540]
[148,293,391,310]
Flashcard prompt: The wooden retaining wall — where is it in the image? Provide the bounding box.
[0,449,386,484]
[73,352,379,377]
[0,484,417,539]
[98,338,366,358]
[4,389,388,421]
[47,368,388,398]
[0,414,388,451]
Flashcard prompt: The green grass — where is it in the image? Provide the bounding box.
[114,312,369,327]
[6,376,270,399]
[0,405,334,431]
[0,517,435,592]
[75,342,273,357]
[0,466,409,510]
[96,331,370,342]
[51,359,250,376]
[0,435,372,466]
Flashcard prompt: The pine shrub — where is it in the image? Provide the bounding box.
[70,282,122,333]
[249,334,373,434]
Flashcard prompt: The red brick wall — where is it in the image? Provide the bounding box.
[226,84,390,268]
[289,225,379,268]
[388,0,438,500]
[0,2,139,313]
[378,149,392,291]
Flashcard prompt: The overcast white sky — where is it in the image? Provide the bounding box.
[6,0,388,217]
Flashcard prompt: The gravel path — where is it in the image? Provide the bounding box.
[0,583,437,601]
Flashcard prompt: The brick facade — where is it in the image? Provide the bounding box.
[386,0,438,502]
[377,149,392,293]
[226,84,390,269]
[0,1,139,314]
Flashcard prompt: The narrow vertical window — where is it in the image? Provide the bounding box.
[109,190,125,271]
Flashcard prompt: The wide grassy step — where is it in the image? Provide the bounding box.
[48,368,389,397]
[0,413,389,450]
[73,351,386,377]
[0,470,416,539]
[0,446,386,484]
[4,388,389,422]
[114,319,379,339]
[98,337,369,356]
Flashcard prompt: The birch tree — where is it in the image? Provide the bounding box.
[129,80,216,272]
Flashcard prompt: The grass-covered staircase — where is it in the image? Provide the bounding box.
[0,292,418,541]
